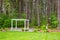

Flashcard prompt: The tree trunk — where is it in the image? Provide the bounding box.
[36,0,40,26]
[18,0,21,18]
[57,0,60,29]
[47,0,51,26]
[0,0,3,13]
[25,0,30,19]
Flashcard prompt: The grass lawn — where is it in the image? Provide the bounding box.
[0,31,60,40]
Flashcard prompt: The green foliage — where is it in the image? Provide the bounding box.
[34,29,38,32]
[41,25,46,30]
[4,0,10,9]
[50,13,58,28]
[0,12,18,29]
[3,19,11,28]
[0,14,11,29]
[40,25,47,32]
[21,12,26,19]
[17,21,24,27]
[34,26,39,29]
[22,28,29,32]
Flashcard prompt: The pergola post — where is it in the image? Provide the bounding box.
[11,20,13,30]
[24,20,26,32]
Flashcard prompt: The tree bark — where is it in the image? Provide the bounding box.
[57,0,60,29]
[47,0,51,26]
[36,0,40,26]
[0,0,3,13]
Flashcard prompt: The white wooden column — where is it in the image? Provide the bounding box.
[11,20,13,30]
[24,21,26,31]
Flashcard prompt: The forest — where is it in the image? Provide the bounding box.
[0,0,60,31]
[0,0,60,40]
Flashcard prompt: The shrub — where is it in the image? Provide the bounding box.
[22,28,29,32]
[41,25,46,30]
[0,14,11,29]
[40,25,47,32]
[50,14,58,28]
[34,29,38,32]
[3,18,11,28]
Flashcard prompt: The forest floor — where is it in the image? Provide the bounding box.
[47,29,60,32]
[0,31,60,40]
[1,28,60,32]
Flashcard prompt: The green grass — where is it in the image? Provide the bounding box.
[0,31,60,40]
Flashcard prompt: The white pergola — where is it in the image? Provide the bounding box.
[11,19,29,31]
